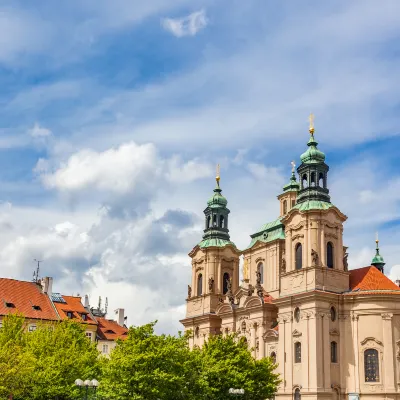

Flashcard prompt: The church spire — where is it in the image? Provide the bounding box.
[296,114,331,204]
[371,232,385,273]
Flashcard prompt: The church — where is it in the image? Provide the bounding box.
[180,117,400,400]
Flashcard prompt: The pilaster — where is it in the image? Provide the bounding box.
[382,313,395,391]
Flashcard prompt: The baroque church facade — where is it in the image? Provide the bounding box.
[180,119,400,400]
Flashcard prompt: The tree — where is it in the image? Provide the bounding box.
[0,315,101,400]
[99,322,196,400]
[196,334,280,400]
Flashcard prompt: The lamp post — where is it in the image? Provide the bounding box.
[75,379,99,399]
[229,388,245,398]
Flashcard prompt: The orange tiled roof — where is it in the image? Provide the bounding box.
[53,295,97,325]
[264,294,274,303]
[348,266,400,294]
[0,278,58,320]
[96,317,128,341]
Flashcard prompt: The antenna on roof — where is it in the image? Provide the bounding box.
[98,296,102,310]
[33,259,43,283]
[105,297,108,315]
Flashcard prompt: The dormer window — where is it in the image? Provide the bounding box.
[105,329,115,334]
[81,313,87,321]
[66,311,73,319]
[32,305,41,311]
[5,301,15,308]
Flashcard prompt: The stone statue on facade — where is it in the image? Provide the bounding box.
[343,252,348,272]
[243,258,249,281]
[226,277,235,305]
[281,251,286,273]
[208,277,214,292]
[311,249,319,266]
[187,285,192,298]
[256,270,262,285]
[255,270,264,303]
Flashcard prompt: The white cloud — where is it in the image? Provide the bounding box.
[162,9,208,37]
[28,122,52,138]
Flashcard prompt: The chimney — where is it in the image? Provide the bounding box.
[115,308,125,327]
[41,277,53,297]
[84,295,90,308]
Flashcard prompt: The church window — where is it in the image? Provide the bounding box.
[310,172,316,187]
[294,388,301,400]
[206,215,211,228]
[302,174,308,189]
[213,214,217,227]
[294,342,301,363]
[220,215,225,228]
[241,321,246,333]
[330,306,336,322]
[283,200,287,214]
[294,307,300,323]
[318,172,324,187]
[223,272,230,295]
[258,263,264,284]
[295,243,302,270]
[364,349,379,382]
[327,242,334,268]
[197,274,203,296]
[331,341,338,363]
[270,351,277,364]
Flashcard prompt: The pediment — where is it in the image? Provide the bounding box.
[216,303,233,315]
[360,337,383,346]
[263,329,279,340]
[330,328,340,336]
[243,296,263,309]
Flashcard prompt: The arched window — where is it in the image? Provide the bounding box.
[294,388,301,400]
[331,341,338,363]
[219,215,225,228]
[295,243,302,270]
[327,242,334,268]
[302,174,308,189]
[364,349,379,382]
[212,214,217,227]
[258,263,264,284]
[206,215,211,228]
[197,274,203,296]
[330,306,336,321]
[310,172,316,187]
[223,272,230,295]
[241,321,246,333]
[294,342,301,363]
[318,172,324,187]
[283,200,287,214]
[270,351,277,364]
[294,307,300,323]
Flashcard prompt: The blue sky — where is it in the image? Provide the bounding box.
[0,0,400,333]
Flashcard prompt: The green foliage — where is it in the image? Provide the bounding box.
[0,315,100,400]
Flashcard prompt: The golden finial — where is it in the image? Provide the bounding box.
[375,231,379,244]
[309,113,315,134]
[216,163,220,184]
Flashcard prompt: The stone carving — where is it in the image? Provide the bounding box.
[243,258,249,280]
[255,270,264,303]
[343,252,348,272]
[311,249,319,266]
[247,285,255,297]
[226,277,235,305]
[208,277,214,292]
[281,251,286,273]
[187,285,192,298]
[256,270,262,285]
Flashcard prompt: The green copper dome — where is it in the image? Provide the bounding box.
[283,170,300,192]
[207,183,228,208]
[300,133,326,164]
[371,239,385,273]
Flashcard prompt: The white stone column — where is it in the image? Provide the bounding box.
[338,227,344,270]
[304,222,309,268]
[277,318,286,394]
[320,223,326,267]
[259,324,265,359]
[335,227,341,270]
[323,314,330,389]
[352,314,360,393]
[303,314,310,390]
[287,229,292,271]
[382,313,395,391]
[251,323,257,358]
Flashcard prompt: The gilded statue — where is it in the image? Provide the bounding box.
[243,258,249,280]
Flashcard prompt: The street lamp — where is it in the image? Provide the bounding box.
[229,388,245,397]
[75,379,99,399]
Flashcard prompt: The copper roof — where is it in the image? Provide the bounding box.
[0,278,58,320]
[96,317,128,341]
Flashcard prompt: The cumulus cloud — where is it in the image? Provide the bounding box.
[162,9,208,37]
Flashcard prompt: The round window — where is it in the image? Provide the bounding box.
[294,307,300,323]
[330,306,336,322]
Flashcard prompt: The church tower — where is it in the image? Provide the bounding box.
[180,166,241,347]
[280,115,349,295]
[371,234,385,273]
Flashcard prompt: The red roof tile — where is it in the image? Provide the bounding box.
[53,295,97,325]
[349,266,400,293]
[0,278,58,320]
[96,317,128,341]
[264,294,274,303]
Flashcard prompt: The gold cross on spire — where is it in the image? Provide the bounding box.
[291,160,296,173]
[216,163,220,184]
[309,113,315,134]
